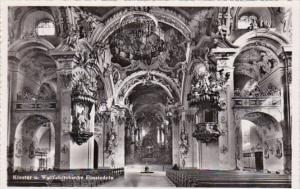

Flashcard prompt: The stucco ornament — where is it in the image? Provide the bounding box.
[105,128,118,158]
[275,139,283,158]
[234,84,280,97]
[69,40,101,145]
[193,122,223,143]
[179,129,189,157]
[188,61,230,110]
[28,142,36,159]
[186,10,233,110]
[15,140,23,158]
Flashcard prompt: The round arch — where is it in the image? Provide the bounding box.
[90,8,192,45]
[115,71,181,106]
[235,111,285,172]
[232,30,289,92]
[13,114,56,171]
[233,30,289,48]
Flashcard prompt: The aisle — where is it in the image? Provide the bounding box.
[101,171,175,187]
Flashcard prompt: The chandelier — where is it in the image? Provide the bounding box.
[110,14,164,66]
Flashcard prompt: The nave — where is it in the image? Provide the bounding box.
[101,171,175,187]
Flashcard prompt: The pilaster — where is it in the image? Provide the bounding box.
[212,48,238,170]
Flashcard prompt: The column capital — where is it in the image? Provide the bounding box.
[50,50,76,70]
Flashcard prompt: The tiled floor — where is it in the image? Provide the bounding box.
[101,171,175,187]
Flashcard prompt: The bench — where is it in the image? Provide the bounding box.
[166,169,291,187]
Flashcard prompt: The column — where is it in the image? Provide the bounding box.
[280,47,292,173]
[7,56,20,170]
[53,53,74,169]
[184,109,196,168]
[172,107,181,166]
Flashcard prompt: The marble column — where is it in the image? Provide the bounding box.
[7,56,20,170]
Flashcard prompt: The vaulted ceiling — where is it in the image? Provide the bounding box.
[128,84,169,122]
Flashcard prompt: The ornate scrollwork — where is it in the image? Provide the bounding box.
[105,127,118,158]
[188,61,230,110]
[15,139,23,158]
[275,139,283,158]
[70,100,94,145]
[193,122,223,143]
[233,84,280,97]
[59,73,73,89]
[28,142,36,159]
[220,145,228,154]
[179,128,189,158]
[17,84,56,102]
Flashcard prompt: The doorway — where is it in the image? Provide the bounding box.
[255,152,263,171]
[94,140,99,169]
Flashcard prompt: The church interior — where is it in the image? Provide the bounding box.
[7,6,292,187]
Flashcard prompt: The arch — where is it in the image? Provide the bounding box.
[232,31,289,92]
[9,39,55,53]
[115,71,181,106]
[13,114,56,171]
[235,111,284,172]
[8,39,57,69]
[233,30,289,48]
[119,11,159,29]
[14,50,58,101]
[90,8,191,45]
[233,7,276,31]
[19,9,55,39]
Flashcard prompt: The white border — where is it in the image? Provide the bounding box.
[1,1,299,189]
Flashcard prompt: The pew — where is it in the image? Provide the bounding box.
[8,168,124,187]
[166,169,291,187]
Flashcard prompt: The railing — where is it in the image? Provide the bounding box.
[8,168,124,187]
[14,100,56,111]
[232,96,281,108]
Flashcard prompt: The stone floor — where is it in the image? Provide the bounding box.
[101,171,175,187]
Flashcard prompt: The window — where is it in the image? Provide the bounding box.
[237,15,258,29]
[36,20,55,36]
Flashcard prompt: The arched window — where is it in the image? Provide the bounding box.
[36,20,55,36]
[237,15,258,29]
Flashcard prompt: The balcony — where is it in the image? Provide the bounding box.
[232,86,281,108]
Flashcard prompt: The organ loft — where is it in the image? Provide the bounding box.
[7,6,292,187]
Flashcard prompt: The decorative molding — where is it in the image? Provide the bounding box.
[220,145,228,154]
[193,122,223,143]
[188,61,230,110]
[178,129,189,158]
[233,84,281,98]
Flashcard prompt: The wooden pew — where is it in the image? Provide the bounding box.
[166,169,291,187]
